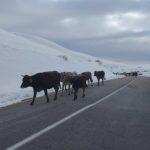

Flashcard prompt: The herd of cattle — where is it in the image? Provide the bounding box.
[20,71,105,105]
[114,71,138,77]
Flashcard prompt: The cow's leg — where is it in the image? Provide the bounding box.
[54,86,59,100]
[65,84,67,93]
[71,86,74,94]
[44,89,49,103]
[74,88,78,101]
[60,83,65,96]
[98,78,100,86]
[82,87,85,98]
[70,85,74,94]
[30,89,37,105]
[68,84,71,95]
[90,77,93,86]
[59,84,61,89]
[102,78,104,85]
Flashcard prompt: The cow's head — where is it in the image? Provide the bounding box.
[20,75,33,88]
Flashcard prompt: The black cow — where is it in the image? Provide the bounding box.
[71,76,86,101]
[21,71,61,105]
[94,71,105,86]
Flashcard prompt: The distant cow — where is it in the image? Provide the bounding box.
[71,76,86,100]
[124,72,138,77]
[80,71,93,86]
[94,71,105,86]
[132,72,138,77]
[20,71,61,105]
[60,72,77,96]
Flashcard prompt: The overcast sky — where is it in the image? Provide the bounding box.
[0,0,150,64]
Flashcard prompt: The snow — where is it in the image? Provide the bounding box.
[0,28,149,108]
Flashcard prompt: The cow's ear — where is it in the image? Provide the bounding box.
[21,75,25,77]
[29,79,33,83]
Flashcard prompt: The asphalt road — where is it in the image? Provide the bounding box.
[0,77,150,150]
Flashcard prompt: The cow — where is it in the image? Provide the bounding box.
[94,71,105,86]
[20,71,61,105]
[80,71,93,86]
[60,72,77,96]
[71,75,86,100]
[132,72,138,77]
[124,72,138,77]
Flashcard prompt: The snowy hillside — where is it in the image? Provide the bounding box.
[0,29,149,108]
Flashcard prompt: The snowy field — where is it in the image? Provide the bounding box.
[0,29,149,108]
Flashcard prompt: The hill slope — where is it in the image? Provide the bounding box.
[0,29,148,107]
[0,29,116,107]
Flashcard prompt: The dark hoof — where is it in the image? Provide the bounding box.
[54,98,57,101]
[47,101,50,103]
[73,97,77,101]
[82,94,85,98]
[30,102,34,106]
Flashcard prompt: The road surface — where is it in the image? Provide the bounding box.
[0,77,150,150]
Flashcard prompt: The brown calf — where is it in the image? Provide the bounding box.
[60,72,77,96]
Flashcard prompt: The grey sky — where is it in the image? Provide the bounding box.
[0,0,150,64]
